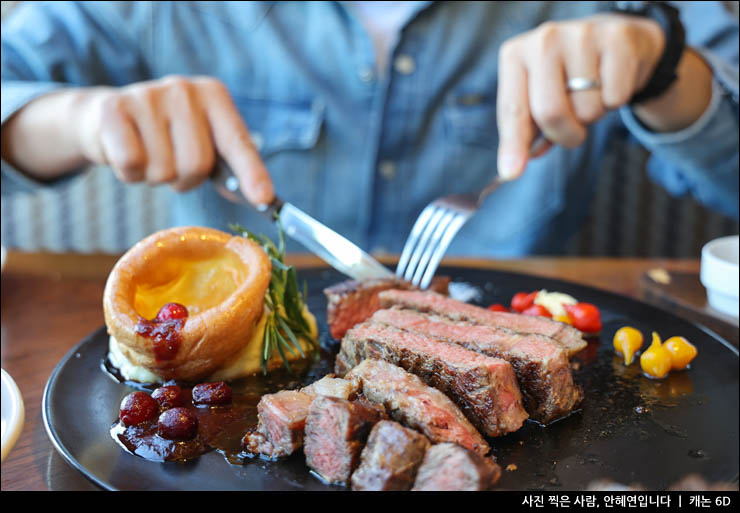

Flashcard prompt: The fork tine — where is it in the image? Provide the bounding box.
[402,206,446,282]
[410,210,456,286]
[396,204,436,277]
[418,212,469,289]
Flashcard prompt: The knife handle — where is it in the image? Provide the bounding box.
[255,196,285,221]
[211,158,284,219]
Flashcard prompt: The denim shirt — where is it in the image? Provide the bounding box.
[2,1,738,256]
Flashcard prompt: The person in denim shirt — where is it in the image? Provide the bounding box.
[1,1,738,257]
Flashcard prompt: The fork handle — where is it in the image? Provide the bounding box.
[479,133,550,204]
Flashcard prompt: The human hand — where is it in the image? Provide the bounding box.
[75,76,273,204]
[496,13,668,180]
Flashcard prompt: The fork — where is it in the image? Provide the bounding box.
[395,179,503,289]
[396,137,548,289]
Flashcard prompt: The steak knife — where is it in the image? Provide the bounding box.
[211,161,395,281]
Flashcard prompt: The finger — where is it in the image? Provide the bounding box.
[563,24,605,124]
[529,136,552,159]
[128,89,176,185]
[497,42,535,180]
[527,51,587,148]
[165,81,215,192]
[599,25,641,109]
[196,80,274,205]
[98,98,146,182]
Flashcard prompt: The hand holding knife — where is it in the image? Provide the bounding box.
[211,160,395,281]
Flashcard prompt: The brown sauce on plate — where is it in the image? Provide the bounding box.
[104,354,331,464]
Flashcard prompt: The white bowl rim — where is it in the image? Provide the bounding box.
[1,368,25,462]
[703,235,739,264]
[701,236,739,317]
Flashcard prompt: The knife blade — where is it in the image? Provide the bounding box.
[211,160,395,281]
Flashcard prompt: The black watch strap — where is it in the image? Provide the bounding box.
[611,2,686,104]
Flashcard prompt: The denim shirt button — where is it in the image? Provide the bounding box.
[357,66,375,82]
[393,54,416,75]
[378,160,397,180]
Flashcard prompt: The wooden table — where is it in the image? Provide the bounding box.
[1,252,735,491]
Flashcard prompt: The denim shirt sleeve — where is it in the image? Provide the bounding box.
[619,2,739,219]
[1,1,153,195]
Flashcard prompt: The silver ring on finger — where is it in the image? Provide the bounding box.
[566,77,602,92]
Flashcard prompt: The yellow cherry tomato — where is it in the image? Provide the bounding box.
[663,336,698,370]
[613,326,644,365]
[554,314,572,325]
[640,332,672,379]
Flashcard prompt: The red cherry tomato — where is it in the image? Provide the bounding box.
[521,304,552,318]
[511,291,538,313]
[565,302,602,333]
[488,304,509,312]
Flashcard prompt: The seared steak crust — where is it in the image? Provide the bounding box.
[345,359,490,456]
[378,289,586,357]
[351,420,431,491]
[304,396,384,485]
[339,321,528,436]
[411,443,502,491]
[371,307,583,424]
[324,278,450,340]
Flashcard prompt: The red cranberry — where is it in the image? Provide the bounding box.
[119,391,159,426]
[152,385,185,409]
[192,382,232,406]
[157,407,198,440]
[155,303,189,322]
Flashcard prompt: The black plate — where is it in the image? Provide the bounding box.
[43,267,739,491]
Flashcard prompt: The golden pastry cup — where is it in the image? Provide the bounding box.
[103,226,271,382]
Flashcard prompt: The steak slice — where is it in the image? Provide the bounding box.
[411,443,502,491]
[334,351,354,377]
[351,420,431,491]
[242,377,361,459]
[339,321,528,436]
[372,308,583,424]
[344,359,490,456]
[378,289,587,357]
[300,374,360,400]
[241,390,314,459]
[304,396,384,485]
[324,277,450,340]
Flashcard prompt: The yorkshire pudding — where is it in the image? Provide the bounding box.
[103,226,271,382]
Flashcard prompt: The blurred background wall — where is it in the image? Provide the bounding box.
[1,1,737,256]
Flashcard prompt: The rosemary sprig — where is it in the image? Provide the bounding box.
[230,222,316,374]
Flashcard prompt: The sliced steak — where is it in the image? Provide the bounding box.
[242,376,361,459]
[351,420,431,491]
[300,374,360,400]
[324,277,450,340]
[242,390,314,459]
[411,443,501,491]
[372,307,583,424]
[334,351,354,376]
[378,289,587,357]
[344,359,490,456]
[304,396,384,485]
[339,321,528,436]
